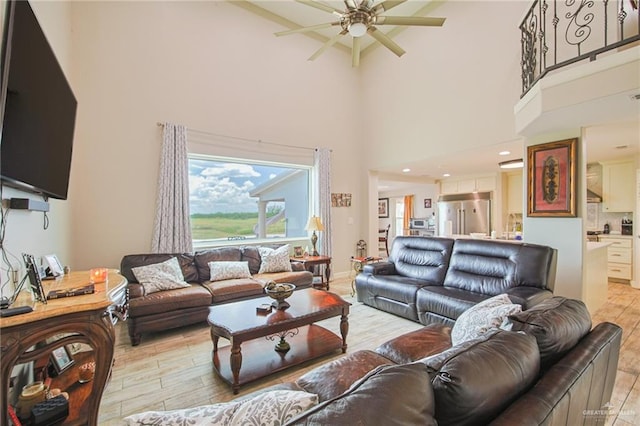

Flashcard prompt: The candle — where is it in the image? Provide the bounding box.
[89,268,108,283]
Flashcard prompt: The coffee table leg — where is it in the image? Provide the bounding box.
[340,312,349,353]
[230,343,242,394]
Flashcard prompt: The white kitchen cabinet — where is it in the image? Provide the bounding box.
[440,176,496,194]
[506,172,523,214]
[599,236,633,280]
[601,160,635,212]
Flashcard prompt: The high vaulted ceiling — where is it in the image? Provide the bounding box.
[233,1,639,186]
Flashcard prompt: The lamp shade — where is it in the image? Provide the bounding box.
[305,216,324,232]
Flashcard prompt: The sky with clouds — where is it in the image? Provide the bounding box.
[189,159,289,214]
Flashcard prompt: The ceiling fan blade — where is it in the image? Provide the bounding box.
[344,0,357,10]
[368,27,405,57]
[352,36,361,67]
[375,16,446,26]
[309,30,348,61]
[296,0,344,15]
[373,0,407,13]
[275,22,341,36]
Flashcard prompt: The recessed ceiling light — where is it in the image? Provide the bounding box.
[443,173,450,177]
[615,145,629,149]
[402,168,411,173]
[499,151,511,156]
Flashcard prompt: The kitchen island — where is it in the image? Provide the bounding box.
[584,241,612,313]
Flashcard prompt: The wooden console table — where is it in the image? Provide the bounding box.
[0,270,128,426]
[290,256,331,290]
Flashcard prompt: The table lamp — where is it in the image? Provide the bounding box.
[305,216,324,256]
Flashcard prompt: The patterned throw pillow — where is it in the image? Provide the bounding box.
[209,261,252,282]
[450,294,522,346]
[122,390,318,426]
[258,245,292,274]
[131,257,191,295]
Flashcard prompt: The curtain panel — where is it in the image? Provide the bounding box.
[151,122,193,253]
[314,148,332,258]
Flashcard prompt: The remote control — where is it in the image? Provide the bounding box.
[0,305,33,317]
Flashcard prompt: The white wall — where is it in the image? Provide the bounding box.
[0,2,74,297]
[68,1,363,273]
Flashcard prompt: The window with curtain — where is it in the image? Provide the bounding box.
[188,155,311,244]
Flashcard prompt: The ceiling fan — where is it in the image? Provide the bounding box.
[275,0,446,67]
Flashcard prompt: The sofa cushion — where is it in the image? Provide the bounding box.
[208,261,251,281]
[388,236,454,282]
[258,245,293,273]
[508,296,592,370]
[131,257,191,295]
[422,329,539,426]
[253,271,314,289]
[375,323,452,364]
[288,362,437,426]
[121,253,198,284]
[416,285,488,323]
[451,293,522,345]
[128,285,213,316]
[443,239,555,295]
[123,389,318,426]
[201,278,265,304]
[295,350,393,402]
[194,247,243,283]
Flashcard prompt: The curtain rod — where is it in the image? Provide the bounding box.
[156,122,330,152]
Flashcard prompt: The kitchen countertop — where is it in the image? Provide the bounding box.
[597,234,633,239]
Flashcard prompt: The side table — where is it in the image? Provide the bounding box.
[350,256,382,296]
[290,256,331,290]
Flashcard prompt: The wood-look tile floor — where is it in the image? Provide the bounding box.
[99,279,640,425]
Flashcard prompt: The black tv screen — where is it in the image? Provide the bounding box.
[1,0,77,200]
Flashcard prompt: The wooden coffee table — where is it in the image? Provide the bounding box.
[207,288,350,394]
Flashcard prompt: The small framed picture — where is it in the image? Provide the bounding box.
[50,345,75,375]
[378,198,389,218]
[43,254,64,277]
[293,246,304,258]
[424,198,432,208]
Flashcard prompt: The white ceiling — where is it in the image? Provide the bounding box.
[235,1,640,190]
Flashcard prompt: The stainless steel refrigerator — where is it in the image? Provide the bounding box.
[437,192,491,236]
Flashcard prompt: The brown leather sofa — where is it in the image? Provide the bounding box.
[120,246,313,346]
[355,236,557,326]
[262,297,621,425]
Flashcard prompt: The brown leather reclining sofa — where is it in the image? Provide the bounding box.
[266,297,622,425]
[120,246,313,346]
[355,236,557,325]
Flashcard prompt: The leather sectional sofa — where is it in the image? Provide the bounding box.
[120,246,313,346]
[273,297,621,425]
[355,236,557,325]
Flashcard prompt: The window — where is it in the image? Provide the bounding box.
[188,155,310,244]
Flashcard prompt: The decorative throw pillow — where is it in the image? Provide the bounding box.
[451,294,522,346]
[122,390,318,426]
[258,245,292,274]
[131,257,191,295]
[209,261,252,282]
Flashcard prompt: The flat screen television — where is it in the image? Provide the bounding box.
[0,0,77,200]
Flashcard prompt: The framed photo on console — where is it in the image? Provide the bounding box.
[23,253,47,303]
[43,254,64,278]
[50,345,75,376]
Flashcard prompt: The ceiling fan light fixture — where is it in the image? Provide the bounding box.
[348,22,367,37]
[499,159,524,169]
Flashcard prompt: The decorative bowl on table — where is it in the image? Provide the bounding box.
[264,282,296,310]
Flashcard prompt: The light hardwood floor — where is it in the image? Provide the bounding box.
[99,279,640,425]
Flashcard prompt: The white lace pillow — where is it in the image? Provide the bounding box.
[122,389,318,426]
[209,261,251,282]
[451,294,522,346]
[258,245,292,274]
[131,257,191,295]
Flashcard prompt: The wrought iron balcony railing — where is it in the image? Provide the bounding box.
[520,0,640,97]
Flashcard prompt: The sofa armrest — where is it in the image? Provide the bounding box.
[127,282,145,299]
[362,262,397,275]
[505,287,553,310]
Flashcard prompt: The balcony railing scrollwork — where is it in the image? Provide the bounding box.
[521,0,640,97]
